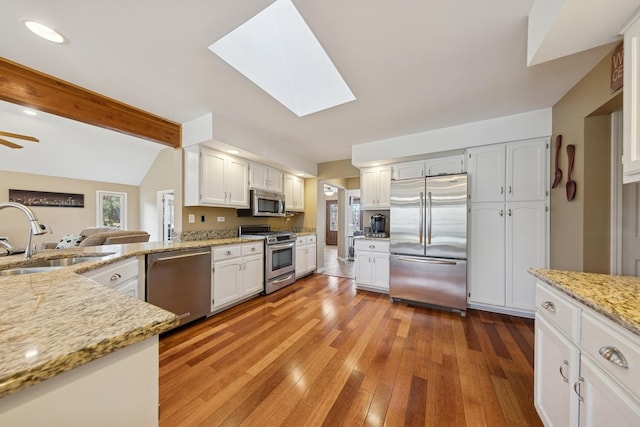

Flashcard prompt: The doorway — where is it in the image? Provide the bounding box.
[326,200,338,245]
[157,190,174,242]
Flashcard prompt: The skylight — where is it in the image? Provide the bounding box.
[208,0,355,117]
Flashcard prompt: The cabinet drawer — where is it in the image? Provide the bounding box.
[296,236,307,245]
[83,257,138,289]
[535,282,581,341]
[354,239,389,253]
[213,244,241,261]
[241,242,263,256]
[306,235,316,244]
[581,310,640,401]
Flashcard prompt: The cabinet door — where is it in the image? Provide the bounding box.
[361,169,378,209]
[392,161,425,180]
[535,315,580,427]
[468,145,506,202]
[212,258,241,310]
[469,203,506,306]
[579,356,640,427]
[377,167,391,208]
[200,149,227,205]
[249,162,269,191]
[240,254,263,296]
[624,17,640,183]
[114,278,139,300]
[268,168,284,194]
[226,157,249,208]
[372,254,390,290]
[306,241,316,272]
[507,139,547,201]
[284,174,295,210]
[295,244,307,276]
[426,155,464,176]
[355,253,373,285]
[506,202,546,311]
[293,176,304,211]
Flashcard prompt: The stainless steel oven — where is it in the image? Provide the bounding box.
[239,225,296,294]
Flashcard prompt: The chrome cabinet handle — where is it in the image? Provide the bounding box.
[599,346,629,369]
[369,244,375,249]
[541,301,556,313]
[573,377,584,402]
[508,208,512,217]
[110,273,121,281]
[251,247,256,252]
[508,185,512,194]
[559,360,569,383]
[225,250,231,255]
[500,186,504,195]
[499,209,504,217]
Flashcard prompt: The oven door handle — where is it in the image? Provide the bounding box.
[270,243,295,250]
[271,273,294,284]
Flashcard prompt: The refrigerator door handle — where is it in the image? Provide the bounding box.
[419,191,424,245]
[395,256,457,266]
[427,191,432,245]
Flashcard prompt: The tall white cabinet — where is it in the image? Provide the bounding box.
[467,138,548,316]
[284,174,305,212]
[624,15,640,184]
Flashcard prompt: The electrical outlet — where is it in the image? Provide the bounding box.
[188,214,195,223]
[201,215,205,222]
[217,216,225,222]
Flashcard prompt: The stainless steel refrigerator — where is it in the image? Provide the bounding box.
[389,173,468,315]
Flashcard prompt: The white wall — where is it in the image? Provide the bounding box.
[351,108,552,166]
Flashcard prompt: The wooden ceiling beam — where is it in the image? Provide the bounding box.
[0,57,181,148]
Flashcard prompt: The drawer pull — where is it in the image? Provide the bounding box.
[369,244,375,249]
[573,377,584,402]
[110,273,122,281]
[559,360,569,383]
[225,250,231,256]
[541,301,556,313]
[599,346,629,369]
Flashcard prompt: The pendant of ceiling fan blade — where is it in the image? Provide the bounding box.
[0,138,23,149]
[0,131,39,142]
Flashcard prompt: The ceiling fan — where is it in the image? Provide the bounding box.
[0,130,39,149]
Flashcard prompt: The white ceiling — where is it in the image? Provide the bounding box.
[0,0,630,182]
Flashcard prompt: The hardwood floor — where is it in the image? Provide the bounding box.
[159,274,542,427]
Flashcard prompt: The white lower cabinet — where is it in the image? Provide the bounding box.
[211,242,263,313]
[469,201,546,316]
[82,256,142,300]
[295,234,316,278]
[535,282,640,426]
[354,239,389,293]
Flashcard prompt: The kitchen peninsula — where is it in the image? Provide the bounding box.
[0,237,261,426]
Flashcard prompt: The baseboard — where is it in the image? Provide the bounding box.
[467,302,535,319]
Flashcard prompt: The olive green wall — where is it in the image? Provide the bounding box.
[551,48,622,272]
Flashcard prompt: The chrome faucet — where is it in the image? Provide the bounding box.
[0,202,47,259]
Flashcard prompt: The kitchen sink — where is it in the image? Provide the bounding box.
[0,253,114,276]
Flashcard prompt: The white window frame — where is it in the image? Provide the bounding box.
[96,190,127,230]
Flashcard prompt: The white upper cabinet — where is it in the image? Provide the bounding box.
[391,155,464,180]
[392,161,425,180]
[468,139,547,203]
[624,16,640,183]
[184,145,249,208]
[361,166,391,209]
[250,162,284,194]
[283,174,305,212]
[426,154,465,176]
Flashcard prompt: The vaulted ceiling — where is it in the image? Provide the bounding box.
[0,0,630,184]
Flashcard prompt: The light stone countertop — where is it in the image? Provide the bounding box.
[529,268,640,336]
[353,236,391,241]
[0,237,262,399]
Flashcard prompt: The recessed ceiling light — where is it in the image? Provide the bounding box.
[226,149,240,155]
[22,19,66,44]
[209,0,355,117]
[23,109,37,116]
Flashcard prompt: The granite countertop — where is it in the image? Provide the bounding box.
[294,231,317,236]
[0,236,261,399]
[354,235,390,241]
[529,268,640,336]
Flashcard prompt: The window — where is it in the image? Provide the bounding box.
[97,191,127,230]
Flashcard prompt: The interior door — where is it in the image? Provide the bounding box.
[326,200,338,245]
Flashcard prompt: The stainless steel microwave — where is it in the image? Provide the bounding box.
[237,190,286,217]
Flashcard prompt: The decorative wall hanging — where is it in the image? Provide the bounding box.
[9,189,84,207]
[566,145,576,201]
[552,134,562,188]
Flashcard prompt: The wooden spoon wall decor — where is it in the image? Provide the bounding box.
[552,135,562,188]
[566,144,576,201]
[0,131,39,149]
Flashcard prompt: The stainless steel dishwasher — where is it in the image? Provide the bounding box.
[146,248,211,328]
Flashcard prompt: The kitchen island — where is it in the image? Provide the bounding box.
[0,237,261,426]
[530,269,640,426]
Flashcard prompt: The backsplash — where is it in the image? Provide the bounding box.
[178,227,317,242]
